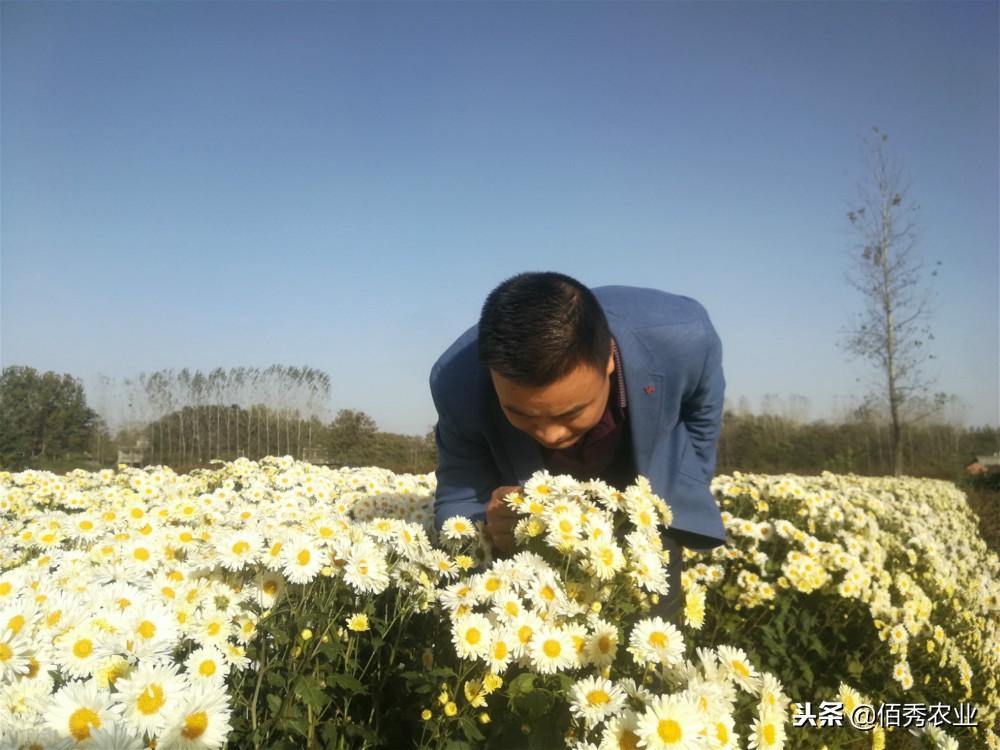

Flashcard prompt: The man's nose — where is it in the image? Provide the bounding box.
[535,424,569,447]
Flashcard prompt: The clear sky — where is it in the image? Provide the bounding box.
[2,1,997,435]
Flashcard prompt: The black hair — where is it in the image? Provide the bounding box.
[477,272,612,386]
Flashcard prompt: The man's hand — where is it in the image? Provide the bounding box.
[485,485,522,556]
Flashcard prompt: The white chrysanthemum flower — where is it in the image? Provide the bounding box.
[124,601,179,662]
[588,541,627,580]
[47,678,122,745]
[123,539,159,574]
[629,617,685,668]
[255,571,286,611]
[717,645,760,693]
[630,550,670,595]
[55,623,104,679]
[569,676,626,728]
[474,570,510,601]
[451,613,493,661]
[114,661,188,737]
[342,541,390,595]
[88,720,146,750]
[156,681,232,750]
[221,642,250,672]
[747,708,786,750]
[185,647,230,686]
[485,629,516,674]
[214,529,262,572]
[492,593,526,623]
[441,516,477,542]
[528,626,578,674]
[510,611,545,658]
[524,472,556,501]
[280,535,324,585]
[585,619,619,668]
[703,712,739,750]
[0,627,31,682]
[599,711,641,750]
[425,549,461,581]
[636,693,704,750]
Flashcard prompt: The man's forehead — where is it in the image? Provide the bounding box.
[491,366,606,417]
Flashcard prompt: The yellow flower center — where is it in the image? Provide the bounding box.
[69,707,101,741]
[263,581,279,595]
[493,642,508,659]
[297,550,311,566]
[466,628,481,645]
[73,639,93,659]
[207,623,221,636]
[0,643,11,661]
[543,640,561,658]
[232,541,250,555]
[598,635,612,653]
[649,631,668,648]
[540,586,555,601]
[518,625,533,644]
[134,548,150,562]
[485,578,501,592]
[731,660,750,678]
[137,684,165,715]
[763,724,776,744]
[587,689,610,705]
[181,711,209,739]
[199,660,217,677]
[657,719,682,743]
[620,731,640,750]
[716,723,729,743]
[80,520,94,531]
[138,621,156,639]
[0,582,11,596]
[7,614,25,634]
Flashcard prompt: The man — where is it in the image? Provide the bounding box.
[429,272,726,624]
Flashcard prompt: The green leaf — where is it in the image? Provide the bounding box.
[327,672,367,695]
[266,693,281,714]
[295,675,331,713]
[458,716,485,742]
[508,673,535,697]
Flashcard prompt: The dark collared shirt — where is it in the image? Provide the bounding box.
[542,341,633,487]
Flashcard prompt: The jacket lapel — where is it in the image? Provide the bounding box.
[608,317,665,483]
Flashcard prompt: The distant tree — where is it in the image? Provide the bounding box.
[327,409,379,466]
[0,366,99,468]
[840,127,941,476]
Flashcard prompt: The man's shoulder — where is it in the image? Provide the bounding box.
[593,285,711,327]
[429,324,487,409]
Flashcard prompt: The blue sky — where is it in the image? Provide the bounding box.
[2,1,997,434]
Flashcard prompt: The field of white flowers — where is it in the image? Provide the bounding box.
[0,456,997,750]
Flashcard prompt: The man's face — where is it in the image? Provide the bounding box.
[491,350,615,450]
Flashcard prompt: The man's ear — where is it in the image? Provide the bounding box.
[606,341,616,377]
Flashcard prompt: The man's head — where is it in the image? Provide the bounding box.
[478,272,615,450]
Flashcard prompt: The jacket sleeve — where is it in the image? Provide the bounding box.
[680,317,725,479]
[432,403,501,531]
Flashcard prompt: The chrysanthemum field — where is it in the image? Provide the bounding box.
[0,457,997,750]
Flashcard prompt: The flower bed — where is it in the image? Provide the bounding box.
[0,458,996,749]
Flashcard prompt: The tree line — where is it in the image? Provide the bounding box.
[1,364,996,480]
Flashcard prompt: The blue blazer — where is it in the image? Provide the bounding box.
[429,285,726,551]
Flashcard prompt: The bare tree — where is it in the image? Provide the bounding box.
[841,127,940,476]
